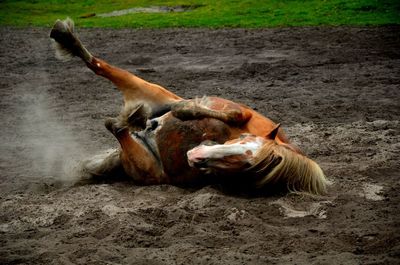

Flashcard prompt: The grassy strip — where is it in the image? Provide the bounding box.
[0,0,399,28]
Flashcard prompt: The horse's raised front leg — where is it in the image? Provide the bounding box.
[50,18,182,109]
[171,98,252,126]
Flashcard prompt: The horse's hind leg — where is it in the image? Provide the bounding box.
[85,57,181,108]
[50,18,182,108]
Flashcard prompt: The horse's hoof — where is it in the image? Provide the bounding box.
[105,118,117,133]
[127,103,147,129]
[105,118,127,136]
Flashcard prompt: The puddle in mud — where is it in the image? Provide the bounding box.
[361,183,385,201]
[96,5,201,18]
[271,199,332,219]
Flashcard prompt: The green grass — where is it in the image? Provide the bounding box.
[0,0,399,28]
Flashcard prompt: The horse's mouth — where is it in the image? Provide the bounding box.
[187,159,212,175]
[188,157,210,168]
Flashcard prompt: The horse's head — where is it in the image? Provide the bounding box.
[187,124,327,194]
[187,124,283,173]
[187,125,282,173]
[187,134,266,173]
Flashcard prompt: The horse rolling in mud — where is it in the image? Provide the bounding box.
[50,18,327,195]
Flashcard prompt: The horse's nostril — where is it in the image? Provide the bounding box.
[193,157,209,166]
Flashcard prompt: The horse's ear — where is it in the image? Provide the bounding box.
[266,123,280,140]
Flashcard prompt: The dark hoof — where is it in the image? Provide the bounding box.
[105,118,127,136]
[50,19,74,44]
[127,103,147,129]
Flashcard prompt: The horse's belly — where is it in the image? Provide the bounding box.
[155,115,231,185]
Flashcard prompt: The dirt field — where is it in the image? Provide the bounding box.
[0,26,399,264]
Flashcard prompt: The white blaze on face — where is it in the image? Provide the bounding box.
[187,136,264,166]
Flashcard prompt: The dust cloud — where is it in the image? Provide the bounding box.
[17,74,89,184]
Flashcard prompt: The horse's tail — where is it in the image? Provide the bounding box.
[50,18,93,63]
[76,148,129,184]
[249,142,327,195]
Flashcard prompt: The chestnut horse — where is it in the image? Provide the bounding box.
[50,19,327,194]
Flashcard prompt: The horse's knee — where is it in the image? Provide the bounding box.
[171,100,202,120]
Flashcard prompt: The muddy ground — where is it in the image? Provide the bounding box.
[0,26,399,264]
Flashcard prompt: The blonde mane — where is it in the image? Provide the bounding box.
[247,142,327,195]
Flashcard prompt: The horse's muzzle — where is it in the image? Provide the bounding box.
[187,148,210,168]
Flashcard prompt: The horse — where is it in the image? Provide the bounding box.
[50,18,327,194]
